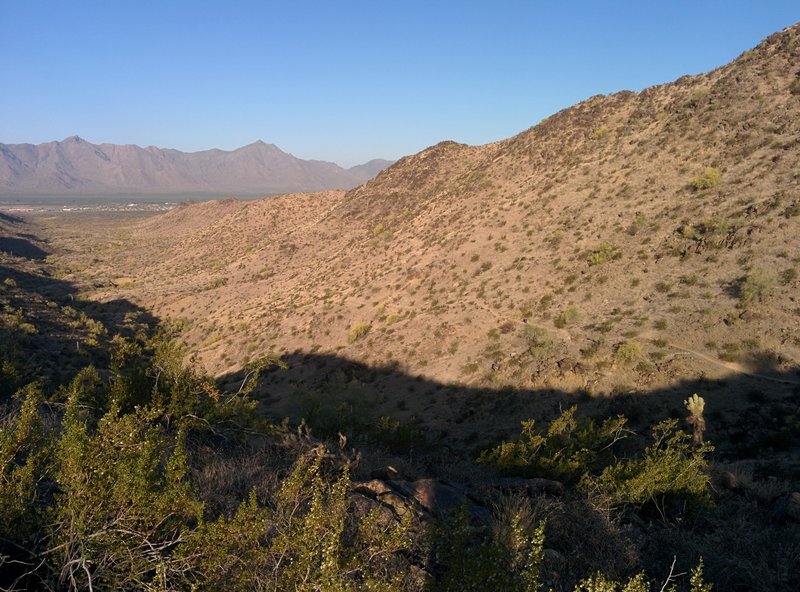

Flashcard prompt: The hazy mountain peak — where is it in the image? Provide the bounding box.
[238,140,282,153]
[0,138,392,195]
[347,158,396,179]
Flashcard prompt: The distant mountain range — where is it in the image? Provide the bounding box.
[0,136,393,196]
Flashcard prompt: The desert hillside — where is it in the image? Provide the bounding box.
[45,24,800,421]
[3,23,800,592]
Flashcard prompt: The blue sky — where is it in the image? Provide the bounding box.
[1,2,798,167]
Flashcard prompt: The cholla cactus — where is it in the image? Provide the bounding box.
[685,393,707,445]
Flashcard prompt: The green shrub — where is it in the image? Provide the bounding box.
[574,572,648,592]
[0,383,51,541]
[626,213,646,235]
[739,271,775,307]
[718,342,741,362]
[0,307,37,335]
[202,277,228,291]
[614,341,642,366]
[523,324,552,356]
[692,167,721,191]
[373,415,429,453]
[477,406,628,482]
[386,312,403,324]
[554,307,579,328]
[591,419,713,519]
[0,357,22,397]
[348,322,371,343]
[580,337,604,359]
[50,403,202,590]
[184,449,412,591]
[3,355,413,590]
[295,371,379,438]
[654,281,672,294]
[538,293,553,310]
[433,502,545,592]
[780,267,797,285]
[588,243,621,266]
[575,565,712,592]
[461,361,480,375]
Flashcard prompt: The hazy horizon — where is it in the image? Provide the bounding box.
[2,2,799,166]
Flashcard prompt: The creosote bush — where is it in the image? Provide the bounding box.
[182,448,413,591]
[479,406,713,523]
[738,270,775,307]
[433,502,545,592]
[554,307,579,328]
[590,419,713,520]
[348,322,372,343]
[691,167,721,191]
[588,243,621,266]
[477,406,629,483]
[614,341,642,366]
[575,560,711,592]
[0,327,414,591]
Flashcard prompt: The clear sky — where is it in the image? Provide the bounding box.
[1,2,798,167]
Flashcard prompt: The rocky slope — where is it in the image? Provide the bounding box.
[38,24,800,458]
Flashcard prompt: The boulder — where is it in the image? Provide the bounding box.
[353,475,563,525]
[353,479,416,518]
[353,478,490,523]
[389,479,492,524]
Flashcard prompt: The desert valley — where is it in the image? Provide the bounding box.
[1,22,799,592]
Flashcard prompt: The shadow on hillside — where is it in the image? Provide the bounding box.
[217,348,800,477]
[0,211,50,260]
[0,236,49,260]
[0,246,159,393]
[215,348,800,589]
[0,212,26,225]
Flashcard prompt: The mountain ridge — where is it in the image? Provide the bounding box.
[0,136,393,195]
